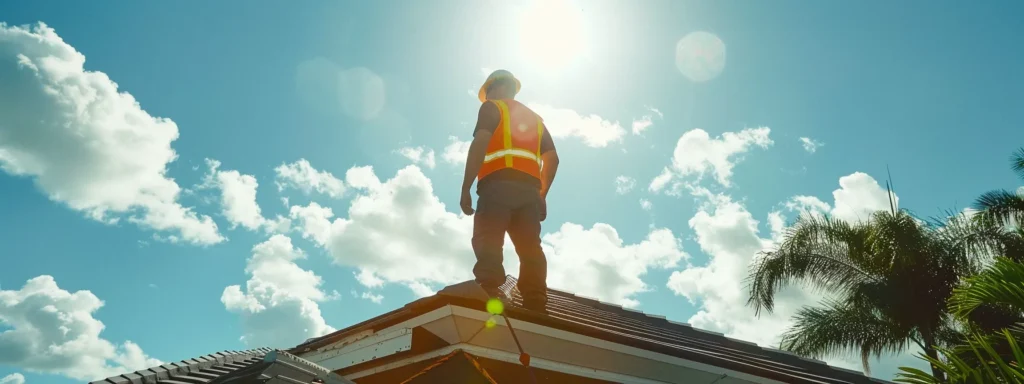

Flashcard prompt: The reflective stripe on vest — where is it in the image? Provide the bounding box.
[484,148,540,163]
[478,99,544,181]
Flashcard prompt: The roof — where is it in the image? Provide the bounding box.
[293,276,889,384]
[88,348,356,384]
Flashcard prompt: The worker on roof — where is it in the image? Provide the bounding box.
[460,69,559,312]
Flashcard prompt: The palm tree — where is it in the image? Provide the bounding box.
[896,257,1024,383]
[746,209,982,380]
[949,257,1024,318]
[974,148,1024,228]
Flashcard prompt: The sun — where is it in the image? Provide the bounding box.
[517,0,585,72]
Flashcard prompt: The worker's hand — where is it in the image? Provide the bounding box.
[539,196,547,222]
[460,189,475,216]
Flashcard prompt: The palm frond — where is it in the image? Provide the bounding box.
[1011,147,1024,181]
[895,328,1024,384]
[949,257,1024,320]
[779,299,912,363]
[747,214,882,315]
[973,189,1024,228]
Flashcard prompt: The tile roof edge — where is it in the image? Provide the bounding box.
[667,319,693,327]
[621,306,645,314]
[723,336,760,348]
[291,296,439,353]
[829,365,868,377]
[88,348,269,384]
[760,346,831,366]
[692,327,725,337]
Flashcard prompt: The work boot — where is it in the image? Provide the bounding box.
[522,297,547,313]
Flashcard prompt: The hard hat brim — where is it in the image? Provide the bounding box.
[478,76,521,103]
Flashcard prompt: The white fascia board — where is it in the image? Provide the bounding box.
[449,306,787,384]
[299,304,791,384]
[306,328,414,370]
[300,306,453,362]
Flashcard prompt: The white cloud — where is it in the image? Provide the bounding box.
[0,22,223,245]
[647,106,664,118]
[221,235,336,349]
[799,137,824,154]
[0,276,161,381]
[200,159,290,234]
[288,164,687,306]
[205,159,263,230]
[667,191,812,347]
[442,136,471,165]
[640,199,653,211]
[544,223,687,307]
[649,168,674,193]
[784,172,898,223]
[526,103,625,147]
[295,58,385,121]
[631,106,663,135]
[0,374,23,384]
[360,291,384,304]
[653,127,773,189]
[632,116,653,135]
[396,147,436,169]
[274,159,346,199]
[615,176,636,194]
[288,165,476,295]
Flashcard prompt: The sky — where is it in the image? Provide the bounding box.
[2,1,1024,383]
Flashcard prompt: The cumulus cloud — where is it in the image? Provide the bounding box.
[396,146,436,169]
[544,223,687,307]
[0,374,24,384]
[799,137,824,154]
[200,159,289,233]
[288,164,686,306]
[526,104,625,147]
[783,172,898,223]
[274,159,346,199]
[614,176,636,194]
[221,235,336,348]
[295,58,385,121]
[0,276,161,381]
[288,166,476,295]
[442,136,471,166]
[0,22,222,245]
[667,191,812,346]
[650,127,772,191]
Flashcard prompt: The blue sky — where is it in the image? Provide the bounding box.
[2,1,1023,383]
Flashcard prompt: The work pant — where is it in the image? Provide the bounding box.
[471,180,548,308]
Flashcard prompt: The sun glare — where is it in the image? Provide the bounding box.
[517,0,585,72]
[676,31,727,83]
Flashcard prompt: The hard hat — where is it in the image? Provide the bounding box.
[478,69,521,103]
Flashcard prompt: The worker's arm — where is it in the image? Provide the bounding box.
[461,102,500,193]
[539,127,559,199]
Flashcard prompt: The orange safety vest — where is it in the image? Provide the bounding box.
[477,99,545,181]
